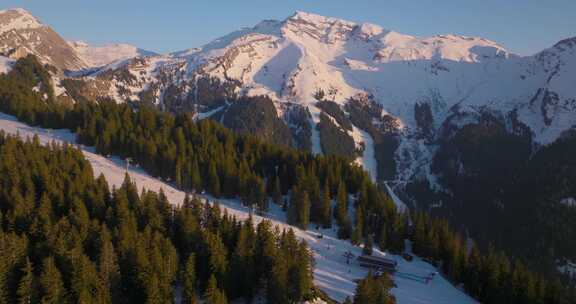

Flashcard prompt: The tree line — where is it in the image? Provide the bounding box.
[411,212,576,304]
[1,55,575,303]
[0,133,316,303]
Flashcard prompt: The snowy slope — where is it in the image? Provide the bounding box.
[159,11,576,185]
[0,8,44,35]
[0,8,88,70]
[0,55,14,73]
[168,11,519,123]
[0,111,477,304]
[69,40,158,67]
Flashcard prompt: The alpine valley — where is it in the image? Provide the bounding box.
[1,7,576,303]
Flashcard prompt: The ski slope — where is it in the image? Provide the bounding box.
[0,112,477,304]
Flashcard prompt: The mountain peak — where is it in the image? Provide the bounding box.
[0,7,35,17]
[0,8,44,35]
[287,11,355,26]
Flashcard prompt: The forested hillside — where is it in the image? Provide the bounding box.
[0,133,317,303]
[1,55,575,303]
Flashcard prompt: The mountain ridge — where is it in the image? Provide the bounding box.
[2,8,576,182]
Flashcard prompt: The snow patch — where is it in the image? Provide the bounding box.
[559,197,576,207]
[69,40,158,67]
[350,126,378,181]
[0,56,15,74]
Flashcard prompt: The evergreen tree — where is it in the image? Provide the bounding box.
[98,226,121,302]
[17,258,38,304]
[289,186,311,230]
[230,223,255,300]
[352,206,364,245]
[39,256,65,304]
[203,275,227,304]
[207,161,221,198]
[363,234,374,256]
[335,181,349,225]
[272,176,282,205]
[182,254,197,304]
[190,158,203,192]
[353,272,396,304]
[320,182,332,228]
[378,224,387,251]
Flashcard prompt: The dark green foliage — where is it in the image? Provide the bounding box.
[188,76,238,111]
[362,235,373,256]
[17,258,38,304]
[410,211,576,304]
[284,104,313,151]
[181,254,197,304]
[0,56,401,243]
[353,272,396,304]
[318,112,356,158]
[345,96,400,180]
[39,256,66,304]
[288,184,311,230]
[204,275,227,304]
[316,100,353,131]
[222,95,293,147]
[0,135,316,303]
[0,55,65,128]
[432,117,576,273]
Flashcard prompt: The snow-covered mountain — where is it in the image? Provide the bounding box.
[0,8,88,70]
[75,11,575,184]
[68,40,158,67]
[4,9,576,189]
[0,8,157,71]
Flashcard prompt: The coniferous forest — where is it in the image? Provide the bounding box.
[0,133,315,303]
[0,55,575,303]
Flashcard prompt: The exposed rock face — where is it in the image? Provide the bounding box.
[0,8,87,70]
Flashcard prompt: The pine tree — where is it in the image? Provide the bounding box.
[335,181,348,225]
[337,217,353,239]
[289,185,311,230]
[378,224,387,251]
[17,258,38,304]
[203,275,227,304]
[320,182,332,228]
[175,159,183,189]
[272,176,282,205]
[71,254,106,304]
[39,256,65,304]
[230,223,255,300]
[98,226,121,303]
[363,234,373,256]
[182,254,197,304]
[207,161,221,198]
[353,272,396,304]
[190,158,202,192]
[352,206,364,245]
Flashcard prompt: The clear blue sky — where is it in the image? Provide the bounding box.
[4,0,576,55]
